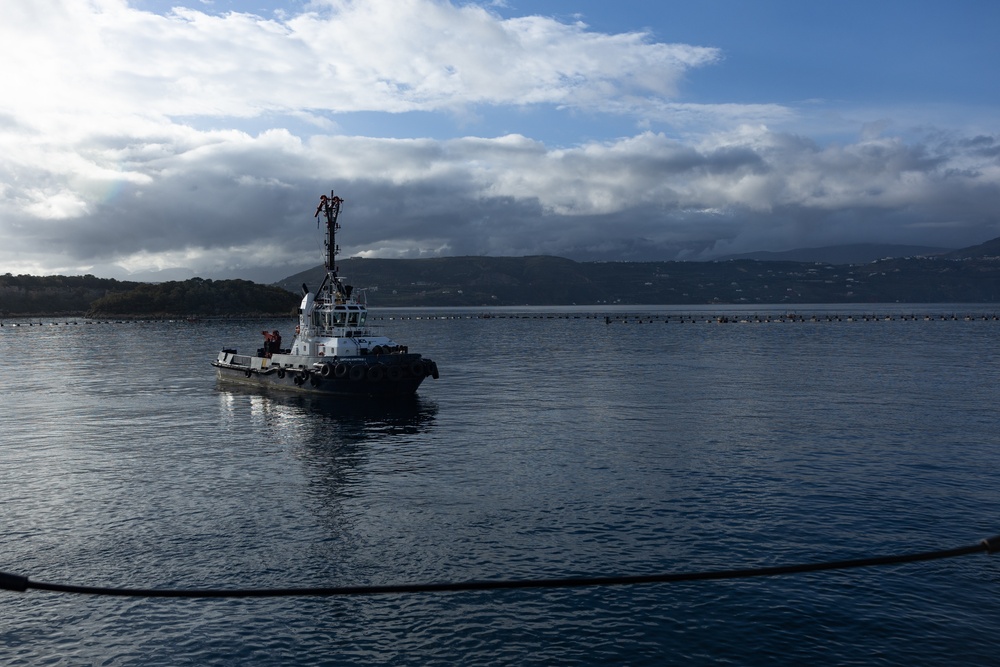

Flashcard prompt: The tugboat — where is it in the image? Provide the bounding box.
[213,190,439,396]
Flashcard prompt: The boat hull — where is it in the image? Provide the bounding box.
[212,355,435,397]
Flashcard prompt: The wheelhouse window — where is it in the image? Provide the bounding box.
[312,310,330,332]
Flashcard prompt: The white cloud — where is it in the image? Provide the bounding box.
[0,0,719,124]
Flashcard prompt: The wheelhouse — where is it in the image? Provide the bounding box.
[313,303,367,336]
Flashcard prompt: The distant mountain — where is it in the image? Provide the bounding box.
[940,236,1000,259]
[278,242,962,298]
[713,243,950,264]
[273,237,1000,307]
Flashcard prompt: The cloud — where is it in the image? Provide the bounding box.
[2,0,719,123]
[0,0,998,281]
[4,124,999,278]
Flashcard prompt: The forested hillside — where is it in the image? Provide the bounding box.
[0,274,298,317]
[0,274,141,315]
[87,278,298,317]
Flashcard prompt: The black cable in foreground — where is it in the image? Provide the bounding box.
[2,534,997,599]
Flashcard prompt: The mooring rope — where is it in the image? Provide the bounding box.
[1,535,996,599]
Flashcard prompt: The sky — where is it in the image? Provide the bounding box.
[1,0,999,282]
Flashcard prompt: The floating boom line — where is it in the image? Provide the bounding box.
[1,534,996,599]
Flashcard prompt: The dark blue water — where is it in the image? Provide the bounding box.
[2,306,999,665]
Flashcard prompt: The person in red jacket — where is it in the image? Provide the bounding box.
[261,330,281,357]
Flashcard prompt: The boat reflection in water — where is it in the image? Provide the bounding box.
[217,384,438,499]
[217,384,438,446]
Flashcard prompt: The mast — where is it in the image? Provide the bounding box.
[320,191,342,273]
[315,191,347,303]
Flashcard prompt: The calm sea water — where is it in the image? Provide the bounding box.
[1,305,999,666]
